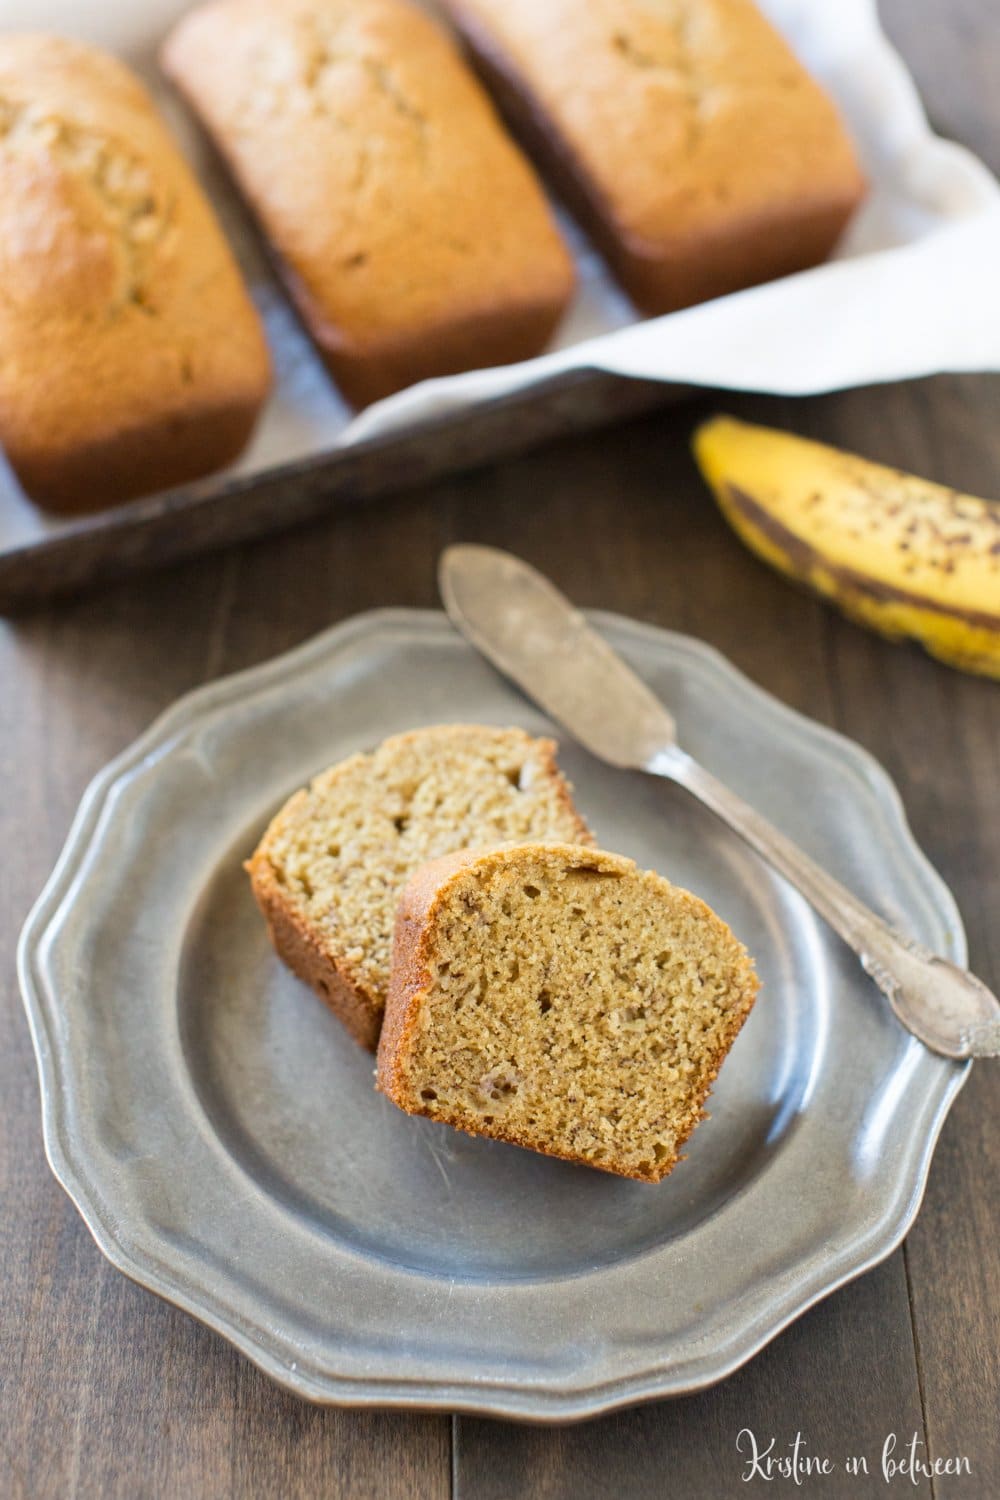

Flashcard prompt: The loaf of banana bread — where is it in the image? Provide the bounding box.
[0,34,271,512]
[439,0,866,314]
[162,0,575,407]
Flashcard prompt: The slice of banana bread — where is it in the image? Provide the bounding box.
[377,843,760,1182]
[247,727,592,1049]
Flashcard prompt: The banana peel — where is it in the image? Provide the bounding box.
[693,416,1000,680]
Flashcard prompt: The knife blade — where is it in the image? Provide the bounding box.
[438,543,675,769]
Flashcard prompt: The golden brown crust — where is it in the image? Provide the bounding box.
[376,847,484,1094]
[440,0,866,314]
[0,34,271,512]
[377,843,760,1183]
[162,0,575,407]
[248,726,593,1051]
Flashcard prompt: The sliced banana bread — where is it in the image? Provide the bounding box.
[247,727,592,1049]
[377,843,760,1182]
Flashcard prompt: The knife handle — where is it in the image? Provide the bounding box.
[647,744,1000,1060]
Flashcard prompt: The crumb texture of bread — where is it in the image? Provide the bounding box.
[377,843,760,1183]
[162,0,575,407]
[0,34,271,512]
[440,0,866,313]
[247,727,593,1050]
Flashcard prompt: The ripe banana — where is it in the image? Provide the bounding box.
[693,416,1000,680]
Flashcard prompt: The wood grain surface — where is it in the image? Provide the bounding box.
[2,1,998,1495]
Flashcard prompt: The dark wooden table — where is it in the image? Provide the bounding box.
[2,3,997,1495]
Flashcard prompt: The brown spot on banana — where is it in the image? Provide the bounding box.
[725,483,1000,634]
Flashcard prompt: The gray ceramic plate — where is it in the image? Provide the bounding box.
[19,610,968,1420]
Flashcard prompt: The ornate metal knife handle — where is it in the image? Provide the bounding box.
[648,744,1000,1061]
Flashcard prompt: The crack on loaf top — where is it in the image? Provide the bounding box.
[0,93,174,314]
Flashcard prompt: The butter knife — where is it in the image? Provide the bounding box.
[439,544,1000,1061]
